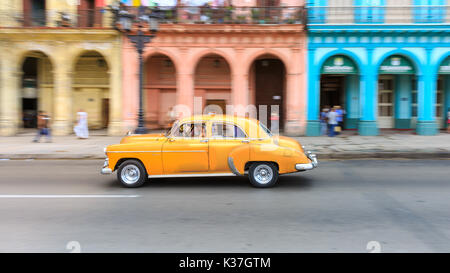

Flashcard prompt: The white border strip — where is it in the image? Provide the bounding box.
[0,194,140,198]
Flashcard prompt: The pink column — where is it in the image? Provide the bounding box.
[176,63,194,117]
[284,47,306,136]
[231,48,249,116]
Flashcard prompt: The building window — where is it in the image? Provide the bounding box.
[307,0,327,24]
[354,0,385,24]
[413,0,446,23]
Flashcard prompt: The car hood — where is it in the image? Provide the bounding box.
[275,136,304,153]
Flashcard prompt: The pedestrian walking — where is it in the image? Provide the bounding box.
[335,105,345,135]
[320,107,329,135]
[74,109,89,139]
[33,111,52,143]
[327,107,338,137]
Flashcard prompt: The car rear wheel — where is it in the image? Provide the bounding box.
[117,159,147,188]
[248,162,278,188]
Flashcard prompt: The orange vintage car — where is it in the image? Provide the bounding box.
[101,115,318,188]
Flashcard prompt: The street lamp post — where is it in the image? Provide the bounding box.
[112,5,160,134]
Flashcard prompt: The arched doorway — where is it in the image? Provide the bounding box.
[320,55,360,129]
[144,54,177,129]
[437,56,450,129]
[20,51,53,128]
[250,55,286,130]
[377,55,417,129]
[72,51,109,130]
[194,54,231,115]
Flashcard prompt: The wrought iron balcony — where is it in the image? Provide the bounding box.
[307,5,450,24]
[0,6,306,28]
[0,9,110,28]
[110,6,306,26]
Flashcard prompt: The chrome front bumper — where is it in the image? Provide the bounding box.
[100,158,112,175]
[295,150,318,171]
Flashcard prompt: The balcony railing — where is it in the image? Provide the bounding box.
[0,9,110,28]
[307,5,450,24]
[0,6,306,28]
[112,6,306,25]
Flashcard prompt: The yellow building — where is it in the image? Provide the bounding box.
[0,0,123,136]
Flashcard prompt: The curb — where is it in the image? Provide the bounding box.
[1,152,449,160]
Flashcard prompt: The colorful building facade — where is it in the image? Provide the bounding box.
[0,0,123,136]
[306,0,450,136]
[121,1,308,135]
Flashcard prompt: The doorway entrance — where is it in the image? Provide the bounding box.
[253,58,286,130]
[377,55,417,129]
[320,55,360,129]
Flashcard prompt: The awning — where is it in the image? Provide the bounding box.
[438,56,450,74]
[379,55,415,75]
[321,55,358,74]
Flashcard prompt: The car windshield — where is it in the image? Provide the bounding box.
[165,121,179,137]
[259,122,273,137]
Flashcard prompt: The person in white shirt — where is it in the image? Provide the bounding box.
[327,107,338,137]
[74,109,89,139]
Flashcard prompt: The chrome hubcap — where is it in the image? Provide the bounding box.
[121,165,140,184]
[254,164,273,184]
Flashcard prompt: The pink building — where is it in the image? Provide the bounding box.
[121,0,307,135]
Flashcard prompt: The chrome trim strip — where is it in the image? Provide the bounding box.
[107,150,206,153]
[227,157,242,176]
[148,173,236,178]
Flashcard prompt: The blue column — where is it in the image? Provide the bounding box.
[416,51,438,135]
[358,49,378,135]
[345,74,360,129]
[394,75,412,129]
[306,49,321,136]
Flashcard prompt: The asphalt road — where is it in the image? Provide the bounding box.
[0,159,449,253]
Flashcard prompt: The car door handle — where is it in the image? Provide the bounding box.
[200,139,209,143]
[242,139,250,143]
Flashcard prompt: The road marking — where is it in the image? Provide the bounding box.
[0,194,139,198]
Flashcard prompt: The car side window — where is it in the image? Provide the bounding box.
[173,122,206,138]
[211,123,247,138]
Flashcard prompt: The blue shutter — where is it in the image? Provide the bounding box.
[307,0,327,24]
[414,0,445,23]
[354,0,385,24]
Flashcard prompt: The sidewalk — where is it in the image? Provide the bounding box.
[0,132,449,160]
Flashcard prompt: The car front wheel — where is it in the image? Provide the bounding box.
[248,162,278,188]
[117,159,147,188]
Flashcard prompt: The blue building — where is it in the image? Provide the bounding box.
[306,0,450,136]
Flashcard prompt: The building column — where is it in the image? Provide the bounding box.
[416,65,438,135]
[305,70,320,136]
[231,48,249,117]
[358,49,378,136]
[0,54,21,136]
[176,67,194,117]
[345,74,360,129]
[108,49,123,136]
[52,63,72,136]
[358,72,378,135]
[284,47,305,136]
[284,72,304,136]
